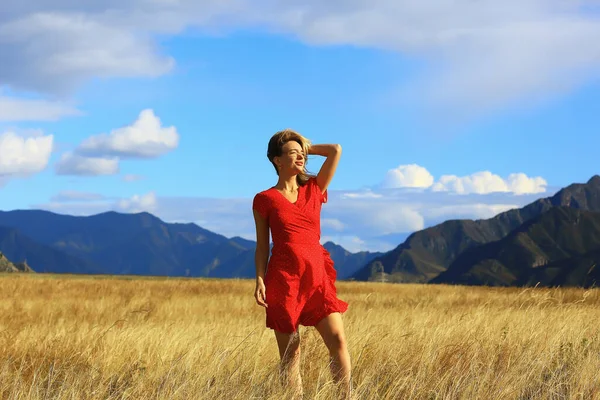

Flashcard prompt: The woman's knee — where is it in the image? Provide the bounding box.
[280,345,301,370]
[327,331,347,352]
[283,339,301,357]
[287,345,301,361]
[275,329,301,358]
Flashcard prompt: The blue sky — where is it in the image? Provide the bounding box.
[1,1,600,252]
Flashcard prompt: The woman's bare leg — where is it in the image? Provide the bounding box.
[315,312,352,399]
[274,329,303,398]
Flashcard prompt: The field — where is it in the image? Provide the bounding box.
[1,273,600,399]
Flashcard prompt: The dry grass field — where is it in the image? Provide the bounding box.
[1,273,600,399]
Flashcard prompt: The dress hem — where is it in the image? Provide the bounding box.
[266,303,349,334]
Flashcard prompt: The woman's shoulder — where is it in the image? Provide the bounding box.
[254,187,274,198]
[253,188,275,219]
[253,188,275,205]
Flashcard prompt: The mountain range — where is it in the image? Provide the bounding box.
[352,175,600,287]
[1,175,600,288]
[430,207,600,287]
[0,210,381,279]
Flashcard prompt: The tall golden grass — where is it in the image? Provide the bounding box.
[1,273,599,399]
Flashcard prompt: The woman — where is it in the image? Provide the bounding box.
[252,129,352,399]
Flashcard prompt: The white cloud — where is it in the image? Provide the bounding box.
[0,131,53,176]
[55,152,119,176]
[78,109,179,158]
[403,12,600,117]
[381,164,547,195]
[506,173,548,195]
[432,172,504,194]
[364,206,425,235]
[340,190,383,199]
[321,196,427,237]
[431,171,547,195]
[0,96,80,122]
[1,1,600,117]
[0,11,174,94]
[54,109,178,176]
[248,1,600,115]
[117,192,158,213]
[382,164,435,189]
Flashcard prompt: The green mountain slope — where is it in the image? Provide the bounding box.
[352,175,600,283]
[431,207,600,287]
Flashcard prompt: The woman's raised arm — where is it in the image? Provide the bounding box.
[308,143,342,194]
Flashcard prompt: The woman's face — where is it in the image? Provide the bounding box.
[276,140,305,175]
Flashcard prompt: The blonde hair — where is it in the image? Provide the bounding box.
[267,128,314,185]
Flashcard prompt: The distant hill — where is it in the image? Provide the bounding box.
[0,210,258,277]
[0,225,100,274]
[322,241,383,279]
[0,210,380,278]
[431,207,600,287]
[351,175,600,283]
[228,236,257,250]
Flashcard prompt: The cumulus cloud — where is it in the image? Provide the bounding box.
[0,131,53,176]
[431,171,547,195]
[0,96,80,122]
[506,173,549,195]
[54,109,178,176]
[55,152,119,176]
[78,109,179,158]
[382,164,435,189]
[2,1,600,115]
[117,192,158,213]
[382,164,547,195]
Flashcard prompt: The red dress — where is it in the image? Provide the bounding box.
[252,177,349,333]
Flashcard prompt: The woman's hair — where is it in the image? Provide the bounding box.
[267,128,314,185]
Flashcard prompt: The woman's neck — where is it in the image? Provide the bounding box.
[275,175,298,191]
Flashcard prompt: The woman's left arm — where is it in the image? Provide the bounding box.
[308,143,342,194]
